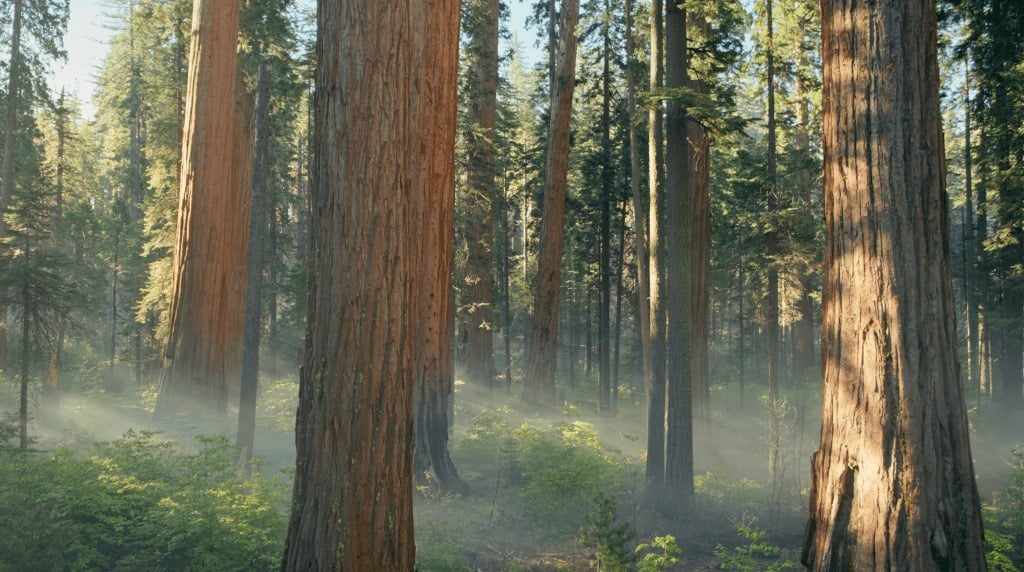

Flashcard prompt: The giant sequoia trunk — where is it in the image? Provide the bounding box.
[156,0,251,415]
[802,2,985,569]
[462,0,500,389]
[411,0,466,497]
[523,0,580,406]
[282,0,423,568]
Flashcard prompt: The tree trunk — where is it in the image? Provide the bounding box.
[624,0,652,407]
[645,0,666,495]
[764,0,782,485]
[157,0,251,416]
[792,46,816,380]
[237,63,271,468]
[282,0,423,568]
[598,2,613,416]
[412,0,466,497]
[462,0,499,388]
[802,2,985,568]
[663,0,693,515]
[523,0,580,407]
[688,15,711,424]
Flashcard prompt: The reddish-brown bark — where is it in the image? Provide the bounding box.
[157,0,251,415]
[803,2,985,569]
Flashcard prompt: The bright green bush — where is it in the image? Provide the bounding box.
[0,430,287,571]
[510,421,626,529]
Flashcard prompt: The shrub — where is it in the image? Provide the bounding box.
[0,430,288,571]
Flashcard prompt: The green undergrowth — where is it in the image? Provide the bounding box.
[0,429,288,571]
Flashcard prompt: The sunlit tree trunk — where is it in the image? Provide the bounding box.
[802,1,985,568]
[462,0,499,388]
[156,0,251,416]
[412,0,466,496]
[282,0,424,568]
[523,0,580,406]
[645,0,666,496]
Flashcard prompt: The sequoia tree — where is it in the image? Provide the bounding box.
[411,0,466,496]
[282,0,436,567]
[801,1,985,569]
[156,0,251,415]
[523,0,581,406]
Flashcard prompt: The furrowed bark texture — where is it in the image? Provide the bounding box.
[282,0,417,569]
[158,0,251,415]
[523,0,580,406]
[411,0,466,497]
[803,1,985,569]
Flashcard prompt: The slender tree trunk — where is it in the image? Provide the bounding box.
[462,0,500,388]
[963,62,980,397]
[792,47,816,380]
[18,248,29,451]
[663,0,693,515]
[598,2,613,415]
[624,0,652,403]
[157,0,252,416]
[645,0,667,495]
[282,0,423,567]
[237,63,271,468]
[802,2,985,568]
[412,0,466,496]
[523,0,581,406]
[764,0,782,485]
[688,15,711,424]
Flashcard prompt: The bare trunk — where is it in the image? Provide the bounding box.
[282,0,422,568]
[412,0,466,496]
[157,0,252,416]
[624,0,652,403]
[688,15,711,424]
[237,63,271,468]
[645,0,666,495]
[598,3,613,415]
[663,0,693,515]
[803,2,985,568]
[764,0,782,484]
[523,0,580,406]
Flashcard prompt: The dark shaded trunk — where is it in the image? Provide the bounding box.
[237,63,271,468]
[663,0,693,515]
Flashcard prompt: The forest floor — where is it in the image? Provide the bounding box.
[7,369,1023,571]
